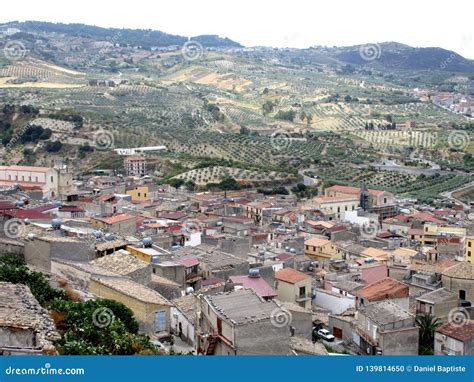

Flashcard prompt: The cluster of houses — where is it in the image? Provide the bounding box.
[0,163,473,356]
[431,92,474,117]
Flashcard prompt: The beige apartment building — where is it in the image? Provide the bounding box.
[274,268,312,309]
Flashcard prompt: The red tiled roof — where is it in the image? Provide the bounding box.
[356,277,409,301]
[275,268,309,284]
[99,214,135,224]
[436,320,474,342]
[275,253,294,261]
[167,224,183,233]
[201,277,225,287]
[97,194,115,202]
[230,275,276,298]
[30,204,56,213]
[412,212,445,225]
[0,165,50,173]
[0,203,17,210]
[178,257,200,268]
[5,210,49,220]
[408,228,424,236]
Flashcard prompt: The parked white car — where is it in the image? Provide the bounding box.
[317,329,335,342]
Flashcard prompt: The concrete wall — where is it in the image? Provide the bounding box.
[286,307,312,340]
[50,240,94,262]
[328,315,354,344]
[24,239,51,271]
[202,261,249,282]
[128,265,152,285]
[313,288,355,314]
[388,266,410,281]
[379,327,419,355]
[218,238,251,259]
[153,264,185,286]
[234,320,291,355]
[0,241,24,256]
[442,276,474,303]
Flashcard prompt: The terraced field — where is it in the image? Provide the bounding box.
[172,166,293,186]
[315,166,472,201]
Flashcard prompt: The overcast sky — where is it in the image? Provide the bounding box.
[3,0,474,58]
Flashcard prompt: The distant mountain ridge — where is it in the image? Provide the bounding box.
[332,42,474,72]
[2,21,473,73]
[2,21,243,48]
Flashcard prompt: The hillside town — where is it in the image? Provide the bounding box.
[0,160,472,356]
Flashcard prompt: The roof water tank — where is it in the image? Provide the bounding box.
[143,237,153,247]
[249,268,260,278]
[92,230,103,239]
[51,218,62,230]
[105,233,115,241]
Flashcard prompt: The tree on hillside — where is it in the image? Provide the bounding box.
[262,100,275,115]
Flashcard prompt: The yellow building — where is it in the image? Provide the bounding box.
[126,245,163,264]
[89,277,171,334]
[126,186,150,202]
[392,247,418,265]
[304,237,337,261]
[466,236,474,264]
[361,247,391,263]
[422,224,466,246]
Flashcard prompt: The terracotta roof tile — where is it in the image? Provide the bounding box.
[275,268,309,284]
